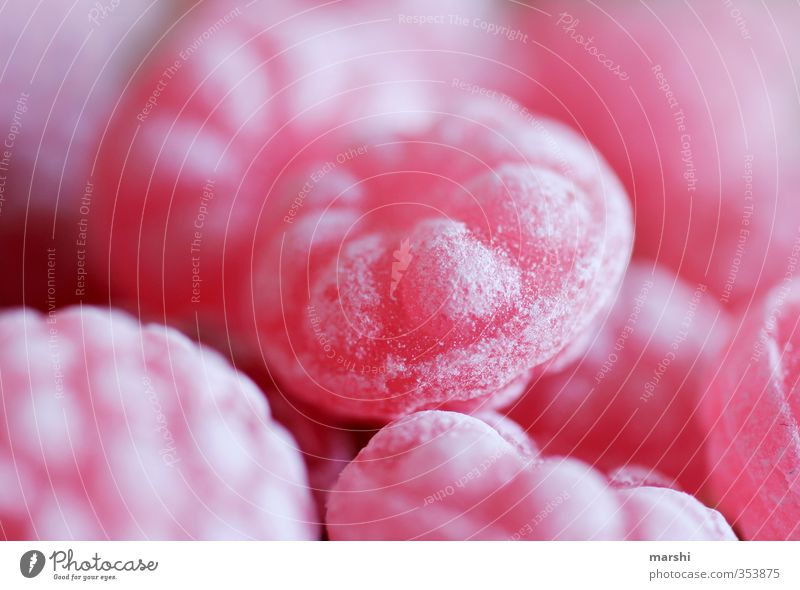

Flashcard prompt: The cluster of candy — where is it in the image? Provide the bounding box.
[1,0,797,540]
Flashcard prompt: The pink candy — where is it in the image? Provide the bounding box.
[705,279,800,540]
[248,95,633,421]
[92,0,518,343]
[0,307,318,540]
[5,0,779,544]
[327,411,736,540]
[509,262,730,493]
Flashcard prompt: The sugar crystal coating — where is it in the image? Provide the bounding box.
[91,0,518,344]
[248,95,633,421]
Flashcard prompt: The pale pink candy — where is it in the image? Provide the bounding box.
[522,1,800,306]
[705,279,800,540]
[508,262,730,493]
[0,307,318,540]
[248,94,633,421]
[327,411,735,540]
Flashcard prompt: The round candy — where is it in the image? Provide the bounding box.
[91,0,518,345]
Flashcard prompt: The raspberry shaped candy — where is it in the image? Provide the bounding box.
[0,306,318,540]
[326,411,736,540]
[508,262,730,493]
[92,0,518,344]
[248,95,633,421]
[705,279,800,540]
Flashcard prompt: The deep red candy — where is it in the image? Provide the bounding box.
[91,0,520,345]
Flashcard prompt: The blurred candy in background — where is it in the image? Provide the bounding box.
[0,0,183,309]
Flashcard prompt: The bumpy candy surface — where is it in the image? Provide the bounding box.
[509,262,730,493]
[0,306,318,540]
[246,94,633,421]
[327,411,736,540]
[705,279,800,540]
